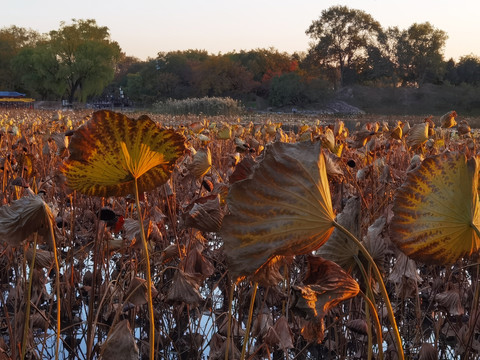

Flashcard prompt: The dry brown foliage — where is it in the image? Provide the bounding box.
[0,108,479,359]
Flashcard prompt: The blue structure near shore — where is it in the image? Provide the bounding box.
[0,91,35,108]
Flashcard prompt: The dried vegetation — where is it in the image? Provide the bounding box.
[0,108,479,359]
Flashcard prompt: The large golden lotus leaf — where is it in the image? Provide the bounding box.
[391,152,480,264]
[63,110,185,197]
[221,141,335,278]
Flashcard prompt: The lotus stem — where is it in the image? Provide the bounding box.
[334,221,404,360]
[22,235,37,360]
[463,263,480,360]
[240,281,258,360]
[48,207,61,360]
[354,257,383,359]
[225,281,234,360]
[134,177,155,360]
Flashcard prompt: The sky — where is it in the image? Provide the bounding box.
[2,0,480,61]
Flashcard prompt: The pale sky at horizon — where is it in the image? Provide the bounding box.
[2,1,480,62]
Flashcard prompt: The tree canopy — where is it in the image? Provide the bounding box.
[12,19,121,102]
[1,8,479,109]
[306,5,381,87]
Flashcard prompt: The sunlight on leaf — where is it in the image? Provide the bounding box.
[391,152,480,264]
[62,110,185,197]
[221,141,335,278]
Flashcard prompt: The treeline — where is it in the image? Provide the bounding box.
[1,6,480,110]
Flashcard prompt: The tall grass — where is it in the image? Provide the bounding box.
[153,96,244,116]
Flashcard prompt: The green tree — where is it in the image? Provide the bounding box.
[456,55,480,86]
[51,19,121,102]
[0,26,42,90]
[12,42,64,99]
[13,19,121,102]
[228,48,297,96]
[362,27,401,86]
[306,6,381,88]
[396,22,447,85]
[268,72,306,107]
[192,55,256,97]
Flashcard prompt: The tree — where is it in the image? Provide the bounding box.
[228,48,297,95]
[362,27,401,86]
[51,19,121,102]
[306,6,381,88]
[0,26,42,90]
[12,42,64,99]
[396,22,447,86]
[269,72,306,107]
[13,19,121,102]
[456,55,480,86]
[191,55,257,97]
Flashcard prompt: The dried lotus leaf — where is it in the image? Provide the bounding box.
[100,319,139,360]
[0,195,56,247]
[391,152,480,264]
[62,110,185,197]
[221,141,335,278]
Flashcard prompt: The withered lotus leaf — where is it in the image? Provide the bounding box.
[62,110,185,197]
[166,269,203,306]
[221,141,335,278]
[435,290,464,316]
[26,248,54,269]
[346,319,369,335]
[290,256,360,343]
[264,316,294,349]
[316,196,360,272]
[391,152,480,264]
[184,194,223,232]
[228,156,256,184]
[125,277,158,307]
[100,319,139,360]
[189,147,212,178]
[406,122,429,148]
[0,195,55,247]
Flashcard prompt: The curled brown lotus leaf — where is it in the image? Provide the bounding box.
[323,151,344,179]
[251,309,273,338]
[208,333,241,360]
[290,256,359,343]
[125,277,158,307]
[440,110,457,129]
[0,195,56,247]
[166,269,203,306]
[31,310,49,330]
[316,196,360,273]
[346,318,369,335]
[216,312,245,337]
[25,247,54,269]
[228,156,256,184]
[406,122,430,148]
[264,316,294,350]
[251,255,293,287]
[222,141,335,278]
[391,152,480,264]
[418,343,438,360]
[435,290,464,316]
[181,245,214,284]
[388,252,422,299]
[159,243,186,264]
[363,216,387,271]
[100,319,139,360]
[184,194,223,232]
[189,147,212,178]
